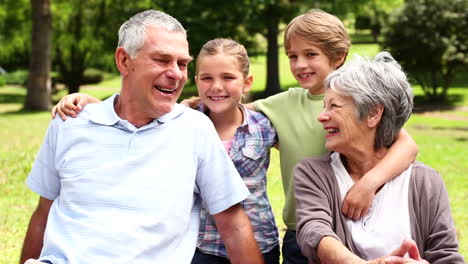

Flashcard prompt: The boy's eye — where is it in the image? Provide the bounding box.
[200,76,212,80]
[287,54,297,59]
[307,53,318,57]
[223,76,235,80]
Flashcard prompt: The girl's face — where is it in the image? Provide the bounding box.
[286,36,344,94]
[196,53,252,114]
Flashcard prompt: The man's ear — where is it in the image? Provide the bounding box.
[243,75,253,94]
[368,104,384,128]
[115,47,131,76]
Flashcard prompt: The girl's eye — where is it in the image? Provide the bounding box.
[200,77,212,80]
[287,54,297,59]
[307,53,318,57]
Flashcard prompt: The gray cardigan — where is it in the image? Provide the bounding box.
[294,154,464,264]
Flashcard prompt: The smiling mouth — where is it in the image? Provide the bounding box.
[155,86,176,94]
[326,128,339,135]
[209,96,228,101]
[298,73,314,79]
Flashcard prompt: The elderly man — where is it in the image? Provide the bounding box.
[20,10,262,264]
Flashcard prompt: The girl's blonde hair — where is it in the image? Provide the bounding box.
[284,9,351,67]
[196,38,250,78]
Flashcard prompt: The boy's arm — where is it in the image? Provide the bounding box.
[51,93,101,120]
[244,102,256,111]
[342,129,418,219]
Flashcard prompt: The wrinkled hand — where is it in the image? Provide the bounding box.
[342,179,375,220]
[51,93,87,120]
[384,239,429,264]
[180,96,201,109]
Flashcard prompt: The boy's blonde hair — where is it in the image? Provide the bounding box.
[196,38,250,78]
[284,9,351,67]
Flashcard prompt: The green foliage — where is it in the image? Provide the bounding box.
[3,70,28,86]
[382,0,468,101]
[0,0,31,70]
[0,76,5,87]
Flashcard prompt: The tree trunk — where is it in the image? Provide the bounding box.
[24,0,52,110]
[263,3,282,96]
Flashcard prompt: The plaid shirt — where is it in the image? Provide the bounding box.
[196,104,279,257]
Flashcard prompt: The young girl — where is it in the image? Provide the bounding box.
[52,38,281,263]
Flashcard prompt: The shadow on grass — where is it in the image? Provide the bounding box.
[413,94,465,112]
[0,93,24,104]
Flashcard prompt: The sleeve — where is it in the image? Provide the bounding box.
[415,166,465,264]
[294,159,341,263]
[253,90,289,118]
[194,116,250,215]
[26,117,62,200]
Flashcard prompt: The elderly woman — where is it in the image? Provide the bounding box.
[294,52,464,264]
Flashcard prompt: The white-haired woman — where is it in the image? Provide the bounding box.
[294,52,463,264]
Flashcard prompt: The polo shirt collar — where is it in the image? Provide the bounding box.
[88,93,185,126]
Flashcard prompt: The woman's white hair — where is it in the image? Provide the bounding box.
[325,51,414,149]
[118,10,186,58]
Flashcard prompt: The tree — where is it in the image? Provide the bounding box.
[24,0,52,110]
[382,0,468,101]
[0,0,31,70]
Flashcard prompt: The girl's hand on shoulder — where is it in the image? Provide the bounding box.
[342,178,376,220]
[180,96,201,109]
[51,93,96,120]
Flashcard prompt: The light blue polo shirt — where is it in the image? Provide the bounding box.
[27,94,250,264]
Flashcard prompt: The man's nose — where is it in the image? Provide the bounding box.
[166,62,183,81]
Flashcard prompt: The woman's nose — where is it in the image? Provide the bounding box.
[317,110,329,123]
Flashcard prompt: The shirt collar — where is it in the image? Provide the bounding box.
[88,93,185,126]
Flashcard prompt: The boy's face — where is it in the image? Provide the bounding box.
[286,36,341,94]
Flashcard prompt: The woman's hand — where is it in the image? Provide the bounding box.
[342,178,376,220]
[51,93,99,120]
[180,96,201,109]
[383,239,429,264]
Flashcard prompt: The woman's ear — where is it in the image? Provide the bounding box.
[243,75,253,94]
[368,104,384,128]
[115,47,131,76]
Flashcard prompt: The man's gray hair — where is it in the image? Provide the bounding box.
[118,10,186,58]
[325,51,414,149]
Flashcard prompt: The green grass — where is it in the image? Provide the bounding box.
[1,42,467,263]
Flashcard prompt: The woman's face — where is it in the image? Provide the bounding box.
[317,89,370,154]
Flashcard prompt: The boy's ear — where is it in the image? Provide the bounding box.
[115,47,131,76]
[368,104,384,128]
[194,75,198,85]
[243,75,253,94]
[332,53,347,69]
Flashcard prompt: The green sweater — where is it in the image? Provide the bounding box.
[254,88,327,230]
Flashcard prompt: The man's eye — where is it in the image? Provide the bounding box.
[154,58,167,63]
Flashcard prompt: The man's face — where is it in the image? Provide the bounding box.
[125,26,191,119]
